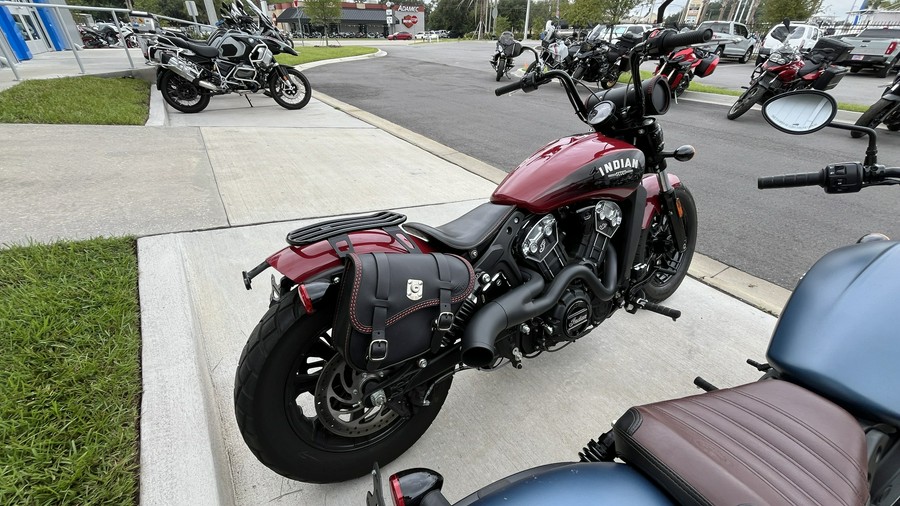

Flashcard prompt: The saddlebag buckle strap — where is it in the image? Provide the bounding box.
[434,311,454,332]
[368,338,388,362]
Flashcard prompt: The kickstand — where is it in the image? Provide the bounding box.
[244,94,253,107]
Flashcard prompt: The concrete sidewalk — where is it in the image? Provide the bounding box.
[0,54,790,505]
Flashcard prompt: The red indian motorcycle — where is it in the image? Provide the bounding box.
[654,44,719,97]
[727,24,852,120]
[233,27,712,484]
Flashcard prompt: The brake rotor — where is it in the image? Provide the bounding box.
[314,354,398,437]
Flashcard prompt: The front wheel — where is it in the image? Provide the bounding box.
[571,64,585,81]
[269,67,312,110]
[600,69,620,89]
[727,84,764,120]
[234,289,452,483]
[159,70,210,113]
[496,57,506,81]
[852,98,898,138]
[642,185,697,302]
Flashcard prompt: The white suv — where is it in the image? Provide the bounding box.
[757,22,822,65]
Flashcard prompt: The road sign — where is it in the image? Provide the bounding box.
[386,15,393,24]
[184,0,198,17]
[385,8,392,15]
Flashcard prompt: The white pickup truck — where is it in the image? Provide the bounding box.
[836,27,900,77]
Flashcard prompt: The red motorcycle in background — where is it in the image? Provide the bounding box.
[727,22,852,120]
[233,27,711,484]
[654,44,719,97]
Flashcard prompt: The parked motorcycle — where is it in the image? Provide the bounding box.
[852,70,900,137]
[141,2,310,113]
[490,31,518,81]
[78,25,108,49]
[233,26,713,484]
[569,23,633,90]
[367,90,900,506]
[727,21,852,120]
[654,44,719,97]
[526,20,574,74]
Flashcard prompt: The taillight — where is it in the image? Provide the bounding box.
[887,41,897,55]
[389,474,405,506]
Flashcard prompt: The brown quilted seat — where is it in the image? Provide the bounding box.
[614,380,869,506]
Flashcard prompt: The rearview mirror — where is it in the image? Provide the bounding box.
[761,90,836,134]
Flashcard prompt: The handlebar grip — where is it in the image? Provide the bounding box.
[658,28,713,53]
[495,80,524,96]
[757,170,825,189]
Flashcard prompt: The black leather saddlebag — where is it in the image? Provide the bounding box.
[334,252,476,372]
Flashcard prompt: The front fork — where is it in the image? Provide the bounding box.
[657,168,688,253]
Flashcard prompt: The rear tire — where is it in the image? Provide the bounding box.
[877,64,891,79]
[269,67,311,110]
[159,70,210,113]
[727,84,764,120]
[852,98,896,138]
[234,289,453,483]
[642,185,697,302]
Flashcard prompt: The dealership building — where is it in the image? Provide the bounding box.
[272,1,424,37]
[0,0,83,62]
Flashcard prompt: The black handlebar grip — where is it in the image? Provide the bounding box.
[757,171,825,189]
[495,79,524,96]
[659,28,713,53]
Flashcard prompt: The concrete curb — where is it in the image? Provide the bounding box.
[145,84,168,127]
[312,89,792,315]
[295,48,387,71]
[138,235,234,506]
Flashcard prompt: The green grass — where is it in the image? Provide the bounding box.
[0,238,140,505]
[275,46,378,66]
[0,76,150,125]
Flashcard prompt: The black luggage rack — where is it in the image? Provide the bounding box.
[286,211,408,246]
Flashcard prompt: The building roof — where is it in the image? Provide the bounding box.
[276,7,393,23]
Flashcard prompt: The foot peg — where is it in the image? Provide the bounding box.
[626,298,681,321]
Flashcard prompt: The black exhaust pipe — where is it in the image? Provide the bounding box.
[461,244,618,368]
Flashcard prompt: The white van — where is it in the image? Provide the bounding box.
[757,22,822,64]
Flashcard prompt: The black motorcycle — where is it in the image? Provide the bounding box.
[144,2,310,113]
[852,71,900,137]
[490,31,518,81]
[569,23,633,89]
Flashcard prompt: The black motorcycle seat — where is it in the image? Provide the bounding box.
[614,380,869,506]
[170,36,219,59]
[404,203,516,251]
[797,61,822,78]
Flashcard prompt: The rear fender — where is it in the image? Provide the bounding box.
[641,173,682,229]
[266,229,433,286]
[455,462,673,505]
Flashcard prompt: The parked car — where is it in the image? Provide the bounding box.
[602,24,651,44]
[387,31,412,40]
[695,20,756,63]
[833,27,900,77]
[758,22,822,65]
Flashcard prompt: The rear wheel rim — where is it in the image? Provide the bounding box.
[283,327,408,451]
[167,75,202,106]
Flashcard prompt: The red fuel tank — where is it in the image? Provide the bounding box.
[491,133,644,214]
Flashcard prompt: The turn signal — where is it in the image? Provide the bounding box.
[388,469,445,506]
[676,198,684,218]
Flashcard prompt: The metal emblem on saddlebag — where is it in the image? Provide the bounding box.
[407,279,424,301]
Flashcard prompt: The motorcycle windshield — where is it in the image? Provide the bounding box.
[587,24,605,41]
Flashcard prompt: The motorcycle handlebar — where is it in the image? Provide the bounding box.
[758,170,825,189]
[652,28,713,55]
[495,80,524,96]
